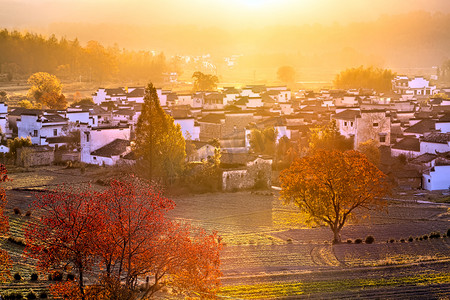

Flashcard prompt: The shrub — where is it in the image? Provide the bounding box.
[346,239,352,244]
[447,228,450,237]
[16,293,24,299]
[66,273,75,281]
[286,239,292,244]
[13,208,21,215]
[400,239,405,243]
[30,273,38,281]
[49,272,63,281]
[26,291,37,299]
[419,237,423,241]
[390,239,395,243]
[429,232,441,239]
[365,236,375,244]
[7,236,26,247]
[38,291,48,299]
[408,237,414,242]
[14,273,21,280]
[25,211,31,217]
[423,235,428,240]
[354,239,362,244]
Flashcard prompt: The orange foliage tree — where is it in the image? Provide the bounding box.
[0,165,11,281]
[25,178,222,299]
[280,150,390,243]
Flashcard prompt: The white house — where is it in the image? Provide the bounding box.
[174,117,199,140]
[435,114,450,133]
[89,139,131,166]
[92,88,127,104]
[17,113,68,145]
[423,164,450,191]
[80,125,131,165]
[419,133,450,155]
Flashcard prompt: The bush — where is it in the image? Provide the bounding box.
[13,208,21,215]
[49,272,63,281]
[26,291,37,299]
[423,235,428,240]
[8,236,26,247]
[400,239,405,243]
[429,232,441,239]
[346,239,352,244]
[25,211,31,217]
[365,236,375,244]
[38,291,47,299]
[447,228,450,237]
[408,237,414,242]
[390,239,395,243]
[14,273,21,280]
[354,239,362,244]
[30,273,38,281]
[66,273,75,281]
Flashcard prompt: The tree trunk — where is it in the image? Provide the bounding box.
[332,228,341,244]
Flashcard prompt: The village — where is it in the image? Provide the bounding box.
[0,74,449,192]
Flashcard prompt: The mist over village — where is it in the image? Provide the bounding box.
[0,0,449,299]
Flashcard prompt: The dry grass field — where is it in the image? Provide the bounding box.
[1,165,449,299]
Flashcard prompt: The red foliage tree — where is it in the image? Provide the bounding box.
[25,177,223,299]
[25,187,102,299]
[0,165,11,281]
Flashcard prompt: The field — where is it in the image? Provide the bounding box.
[1,165,450,299]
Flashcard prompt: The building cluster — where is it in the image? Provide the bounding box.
[1,75,449,190]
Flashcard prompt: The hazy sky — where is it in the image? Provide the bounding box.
[2,0,450,29]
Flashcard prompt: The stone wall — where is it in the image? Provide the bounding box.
[222,157,272,191]
[17,146,54,167]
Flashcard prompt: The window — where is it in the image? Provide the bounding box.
[428,179,430,183]
[33,130,38,137]
[350,122,354,127]
[373,122,379,127]
[379,135,386,143]
[93,157,97,160]
[86,132,90,142]
[344,122,347,126]
[53,129,57,136]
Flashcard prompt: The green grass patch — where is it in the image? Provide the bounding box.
[219,272,450,299]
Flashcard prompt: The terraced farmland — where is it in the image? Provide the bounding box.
[0,166,449,299]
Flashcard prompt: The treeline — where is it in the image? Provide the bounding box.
[334,66,395,93]
[0,29,174,83]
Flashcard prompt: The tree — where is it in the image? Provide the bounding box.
[277,66,296,85]
[135,83,186,181]
[192,72,218,91]
[25,186,102,299]
[334,66,395,93]
[357,139,380,166]
[18,99,41,109]
[249,127,277,155]
[308,120,353,152]
[27,72,67,109]
[25,177,223,299]
[7,136,32,164]
[0,165,11,281]
[280,150,390,243]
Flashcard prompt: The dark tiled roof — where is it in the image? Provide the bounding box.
[114,109,135,116]
[9,108,42,116]
[332,110,360,120]
[91,139,130,157]
[43,114,67,123]
[46,136,76,143]
[421,133,450,144]
[198,114,225,124]
[410,153,437,164]
[105,88,126,96]
[437,113,450,122]
[404,119,436,134]
[127,88,145,97]
[391,137,420,151]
